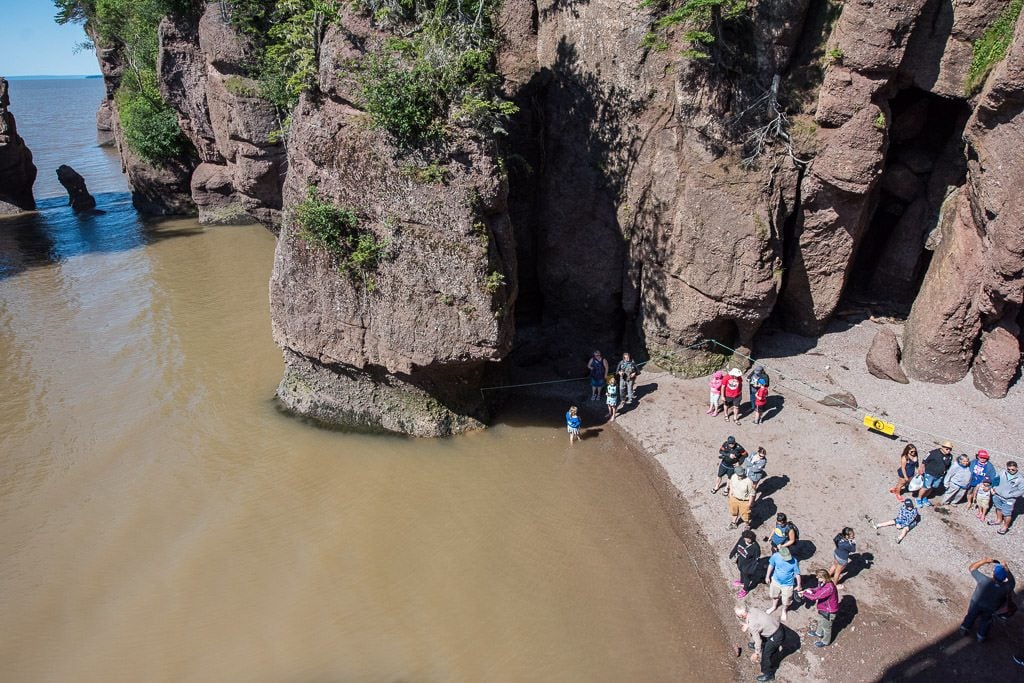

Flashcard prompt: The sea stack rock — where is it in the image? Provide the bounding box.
[56,165,97,211]
[0,77,37,213]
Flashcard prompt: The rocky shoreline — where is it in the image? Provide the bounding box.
[574,318,1024,680]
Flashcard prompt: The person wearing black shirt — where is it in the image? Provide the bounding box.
[713,436,748,494]
[917,440,954,507]
[729,530,762,598]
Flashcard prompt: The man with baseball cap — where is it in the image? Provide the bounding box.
[916,440,954,507]
[960,557,1015,642]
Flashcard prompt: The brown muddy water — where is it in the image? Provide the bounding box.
[0,207,733,681]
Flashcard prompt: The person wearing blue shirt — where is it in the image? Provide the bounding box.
[765,546,802,622]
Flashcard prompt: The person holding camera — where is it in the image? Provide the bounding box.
[959,557,1015,643]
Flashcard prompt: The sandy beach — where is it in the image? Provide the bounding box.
[582,315,1023,681]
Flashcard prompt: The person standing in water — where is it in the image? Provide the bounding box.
[566,406,581,444]
[587,350,609,402]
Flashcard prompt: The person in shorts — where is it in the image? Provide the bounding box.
[712,436,748,494]
[916,441,953,507]
[565,406,581,444]
[722,368,744,423]
[765,546,802,622]
[874,498,920,543]
[605,375,619,421]
[974,478,994,521]
[829,527,856,587]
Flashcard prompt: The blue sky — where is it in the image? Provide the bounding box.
[0,1,99,77]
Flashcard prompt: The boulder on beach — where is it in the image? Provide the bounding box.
[866,327,910,384]
[56,164,97,212]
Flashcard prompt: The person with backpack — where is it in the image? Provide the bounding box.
[615,352,639,405]
[766,512,797,552]
[829,527,856,587]
[746,364,769,406]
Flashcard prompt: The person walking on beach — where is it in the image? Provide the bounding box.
[890,444,920,500]
[802,569,839,648]
[605,376,619,421]
[873,498,920,544]
[707,370,725,416]
[829,527,856,587]
[734,605,784,682]
[916,441,953,507]
[587,350,608,401]
[722,368,744,423]
[727,468,755,530]
[729,530,761,599]
[566,406,581,444]
[615,352,638,405]
[989,460,1023,535]
[959,558,1015,643]
[713,436,748,494]
[765,545,801,622]
[942,454,973,506]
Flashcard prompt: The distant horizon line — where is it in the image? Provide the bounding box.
[4,74,102,80]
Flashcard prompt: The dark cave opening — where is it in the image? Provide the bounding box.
[843,87,969,314]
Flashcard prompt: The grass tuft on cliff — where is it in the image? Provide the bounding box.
[348,0,518,148]
[966,0,1024,95]
[54,0,195,164]
[293,187,389,289]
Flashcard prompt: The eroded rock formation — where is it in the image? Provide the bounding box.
[82,1,1024,433]
[0,77,37,214]
[269,18,516,436]
[56,164,97,211]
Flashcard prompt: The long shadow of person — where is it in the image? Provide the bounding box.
[751,497,778,529]
[757,475,790,498]
[763,394,785,422]
[842,552,875,583]
[791,539,818,562]
[632,382,659,401]
[832,594,859,643]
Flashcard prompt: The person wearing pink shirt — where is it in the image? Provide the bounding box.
[802,569,839,648]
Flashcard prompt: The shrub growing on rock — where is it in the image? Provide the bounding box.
[293,188,388,289]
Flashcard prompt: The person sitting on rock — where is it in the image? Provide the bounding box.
[712,436,748,495]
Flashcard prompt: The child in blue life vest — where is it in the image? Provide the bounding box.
[566,406,581,444]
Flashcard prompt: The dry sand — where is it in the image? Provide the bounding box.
[589,316,1023,681]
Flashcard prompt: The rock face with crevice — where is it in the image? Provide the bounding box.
[84,1,1024,433]
[0,77,37,214]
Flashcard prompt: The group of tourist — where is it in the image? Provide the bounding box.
[886,440,1023,536]
[565,351,1020,677]
[567,350,639,441]
[708,365,771,424]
